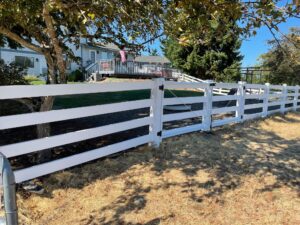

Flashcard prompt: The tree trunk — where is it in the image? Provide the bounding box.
[36,96,55,163]
[36,57,56,163]
[43,1,67,83]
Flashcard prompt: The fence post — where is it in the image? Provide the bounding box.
[236,82,245,122]
[203,82,214,131]
[293,85,299,112]
[0,153,18,225]
[262,83,270,117]
[149,78,164,148]
[280,84,287,114]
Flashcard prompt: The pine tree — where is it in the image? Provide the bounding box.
[162,22,243,82]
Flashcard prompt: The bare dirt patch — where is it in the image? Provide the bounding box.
[16,112,300,225]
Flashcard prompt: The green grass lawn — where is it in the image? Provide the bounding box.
[54,89,203,109]
[24,76,204,109]
[29,80,46,85]
[29,80,81,85]
[25,75,82,85]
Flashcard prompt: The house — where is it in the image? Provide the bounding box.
[0,38,174,80]
[0,44,48,76]
[0,38,134,77]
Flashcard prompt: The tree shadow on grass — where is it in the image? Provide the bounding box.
[19,114,300,224]
[269,113,300,123]
[153,125,299,200]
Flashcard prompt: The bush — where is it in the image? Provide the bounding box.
[24,75,41,82]
[68,69,84,82]
[0,60,29,85]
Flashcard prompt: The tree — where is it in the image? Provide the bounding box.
[162,1,299,82]
[0,0,163,161]
[259,27,300,85]
[149,49,159,56]
[0,1,163,85]
[162,22,243,82]
[164,1,300,46]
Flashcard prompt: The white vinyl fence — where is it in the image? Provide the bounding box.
[0,79,299,183]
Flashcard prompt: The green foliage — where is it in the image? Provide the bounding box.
[163,22,243,82]
[0,59,28,85]
[164,1,300,45]
[24,75,40,82]
[149,49,159,56]
[68,69,84,82]
[0,0,298,84]
[0,0,164,84]
[259,27,300,85]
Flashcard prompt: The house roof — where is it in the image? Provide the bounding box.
[135,56,170,64]
[96,43,121,51]
[86,42,134,52]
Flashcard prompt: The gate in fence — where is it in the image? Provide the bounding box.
[0,79,299,224]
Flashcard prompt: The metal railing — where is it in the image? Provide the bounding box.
[85,62,99,80]
[97,59,175,78]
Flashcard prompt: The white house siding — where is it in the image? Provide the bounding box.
[80,45,116,67]
[0,38,135,77]
[0,47,47,76]
[65,42,82,72]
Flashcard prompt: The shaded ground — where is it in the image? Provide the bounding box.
[16,112,300,225]
[0,88,204,169]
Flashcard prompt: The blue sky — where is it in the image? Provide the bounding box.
[143,17,299,67]
[240,17,299,67]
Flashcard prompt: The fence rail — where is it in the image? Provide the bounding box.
[0,79,299,184]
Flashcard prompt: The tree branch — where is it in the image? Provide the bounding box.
[0,26,43,53]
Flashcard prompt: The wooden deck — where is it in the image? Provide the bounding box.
[86,59,177,80]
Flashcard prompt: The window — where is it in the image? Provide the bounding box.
[90,50,96,63]
[15,56,34,68]
[101,51,108,59]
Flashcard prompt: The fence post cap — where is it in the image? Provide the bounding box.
[0,153,15,185]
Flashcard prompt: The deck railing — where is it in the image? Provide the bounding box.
[97,59,175,78]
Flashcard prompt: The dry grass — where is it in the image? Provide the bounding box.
[16,112,300,225]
